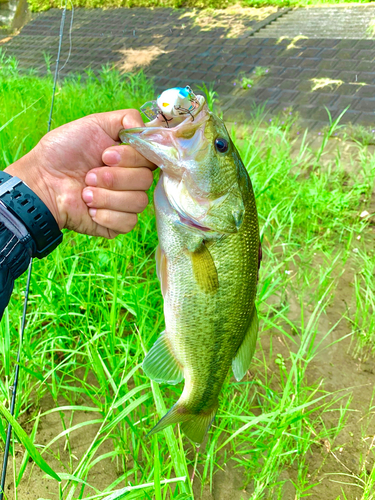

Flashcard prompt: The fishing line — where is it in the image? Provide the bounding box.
[58,0,74,76]
[0,2,69,497]
[47,1,67,133]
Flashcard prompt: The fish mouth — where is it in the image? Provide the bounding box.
[119,98,210,170]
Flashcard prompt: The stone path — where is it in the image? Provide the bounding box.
[254,5,375,39]
[1,5,375,130]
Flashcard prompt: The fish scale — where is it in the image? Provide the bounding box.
[120,88,260,444]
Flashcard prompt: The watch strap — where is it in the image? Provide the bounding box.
[0,171,63,259]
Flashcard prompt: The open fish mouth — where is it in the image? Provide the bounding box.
[119,95,210,169]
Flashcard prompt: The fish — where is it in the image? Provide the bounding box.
[119,89,260,445]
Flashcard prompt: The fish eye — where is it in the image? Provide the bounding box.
[215,138,229,153]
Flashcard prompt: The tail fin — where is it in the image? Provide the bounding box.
[148,401,218,445]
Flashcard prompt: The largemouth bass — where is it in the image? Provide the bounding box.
[120,88,260,445]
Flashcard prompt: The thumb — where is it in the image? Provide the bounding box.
[93,109,146,141]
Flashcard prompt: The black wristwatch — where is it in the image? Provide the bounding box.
[0,171,63,259]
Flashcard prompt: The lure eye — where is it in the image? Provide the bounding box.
[215,138,229,153]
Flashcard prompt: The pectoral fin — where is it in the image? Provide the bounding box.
[143,331,184,385]
[232,307,259,382]
[190,243,219,294]
[155,245,168,297]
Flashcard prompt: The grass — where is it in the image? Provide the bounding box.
[26,0,375,12]
[1,51,375,499]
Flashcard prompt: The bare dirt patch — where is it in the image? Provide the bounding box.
[116,46,169,73]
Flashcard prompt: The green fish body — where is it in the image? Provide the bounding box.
[120,95,260,444]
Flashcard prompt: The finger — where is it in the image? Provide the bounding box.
[89,208,138,234]
[82,187,149,213]
[92,109,145,142]
[85,167,154,191]
[102,145,156,170]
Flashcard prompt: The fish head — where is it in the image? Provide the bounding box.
[120,98,246,234]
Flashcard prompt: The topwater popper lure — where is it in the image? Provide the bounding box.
[120,86,261,445]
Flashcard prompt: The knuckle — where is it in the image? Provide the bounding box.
[131,147,139,166]
[99,210,111,226]
[127,213,138,231]
[141,168,154,189]
[136,192,149,212]
[107,229,119,240]
[102,169,114,189]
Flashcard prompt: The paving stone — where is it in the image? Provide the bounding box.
[334,95,362,109]
[253,6,375,40]
[278,89,299,103]
[336,71,361,83]
[300,58,321,69]
[299,68,320,79]
[357,72,375,84]
[355,60,375,72]
[355,85,375,97]
[357,49,375,61]
[302,48,323,58]
[356,112,375,126]
[334,60,360,71]
[294,92,318,106]
[279,79,300,91]
[310,106,335,121]
[297,80,314,92]
[312,93,339,107]
[281,67,303,79]
[317,60,337,70]
[3,6,375,130]
[352,98,375,112]
[294,105,316,120]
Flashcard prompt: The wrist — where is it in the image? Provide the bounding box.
[4,147,65,230]
[0,171,63,259]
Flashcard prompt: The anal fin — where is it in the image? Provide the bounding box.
[143,331,184,385]
[232,307,259,382]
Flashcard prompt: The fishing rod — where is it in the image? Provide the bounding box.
[0,3,69,497]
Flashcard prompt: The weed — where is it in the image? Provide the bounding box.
[253,66,269,78]
[1,56,375,499]
[344,125,375,147]
[234,72,254,90]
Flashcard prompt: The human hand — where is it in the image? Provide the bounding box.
[5,110,155,239]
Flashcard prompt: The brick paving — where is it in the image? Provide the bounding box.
[254,5,375,39]
[2,6,375,130]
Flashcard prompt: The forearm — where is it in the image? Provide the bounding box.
[0,221,34,322]
[0,169,62,321]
